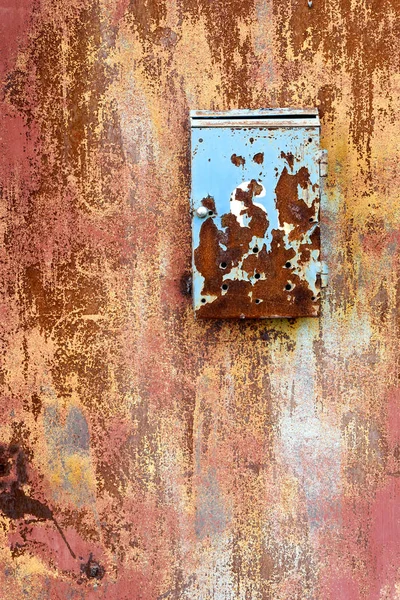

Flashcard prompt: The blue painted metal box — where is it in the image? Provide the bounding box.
[190,109,322,319]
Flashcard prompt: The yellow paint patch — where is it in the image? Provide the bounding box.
[64,453,95,491]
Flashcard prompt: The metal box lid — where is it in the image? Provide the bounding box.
[190,108,322,319]
[190,108,320,128]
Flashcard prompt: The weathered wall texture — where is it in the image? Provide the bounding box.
[1,0,400,597]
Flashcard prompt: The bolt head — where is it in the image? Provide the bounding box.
[89,565,99,578]
[196,206,208,218]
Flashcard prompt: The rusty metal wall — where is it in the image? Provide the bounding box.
[0,0,399,598]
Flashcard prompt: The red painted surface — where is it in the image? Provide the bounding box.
[1,0,400,597]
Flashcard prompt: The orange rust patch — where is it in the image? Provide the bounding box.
[195,177,320,318]
[280,151,295,171]
[275,166,316,241]
[231,153,246,167]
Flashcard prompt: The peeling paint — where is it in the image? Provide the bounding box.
[191,114,321,318]
[1,0,400,597]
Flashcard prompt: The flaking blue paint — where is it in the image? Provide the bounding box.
[191,121,321,315]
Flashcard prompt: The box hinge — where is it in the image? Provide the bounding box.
[318,261,329,288]
[316,149,328,177]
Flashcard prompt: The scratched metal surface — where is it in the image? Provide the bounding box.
[0,0,400,598]
[191,120,321,318]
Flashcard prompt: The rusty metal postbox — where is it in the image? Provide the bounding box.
[190,109,324,319]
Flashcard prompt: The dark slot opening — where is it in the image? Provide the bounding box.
[192,113,318,121]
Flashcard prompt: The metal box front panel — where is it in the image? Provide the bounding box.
[191,115,321,319]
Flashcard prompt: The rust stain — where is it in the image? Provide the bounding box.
[195,174,319,318]
[275,166,317,240]
[253,152,264,164]
[0,0,399,596]
[0,443,77,560]
[231,153,246,167]
[280,150,295,170]
[200,195,216,213]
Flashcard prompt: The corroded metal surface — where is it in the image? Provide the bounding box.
[1,0,400,598]
[191,112,321,318]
